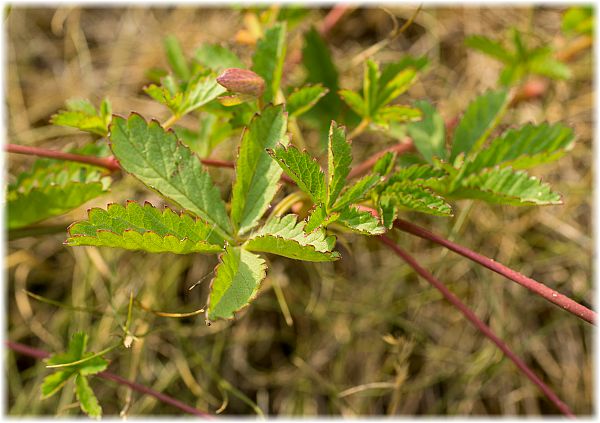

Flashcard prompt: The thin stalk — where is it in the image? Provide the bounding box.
[161,114,180,130]
[347,139,413,179]
[394,218,596,325]
[6,144,120,172]
[6,340,212,418]
[348,118,370,139]
[45,343,121,369]
[377,235,575,418]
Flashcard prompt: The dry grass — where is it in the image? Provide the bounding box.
[5,5,592,416]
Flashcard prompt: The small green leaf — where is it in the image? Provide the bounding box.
[326,122,352,210]
[268,145,326,204]
[407,100,447,163]
[562,7,594,36]
[245,235,339,262]
[286,84,328,117]
[42,370,75,398]
[305,204,340,232]
[195,43,244,71]
[66,202,223,254]
[252,23,287,104]
[465,35,514,64]
[462,123,575,174]
[109,114,232,240]
[450,89,509,161]
[333,174,380,211]
[372,152,397,176]
[164,35,190,81]
[450,167,562,205]
[50,98,112,137]
[374,68,417,112]
[337,207,385,235]
[230,104,288,235]
[75,374,102,418]
[207,246,267,321]
[374,105,421,126]
[529,54,572,80]
[339,89,366,116]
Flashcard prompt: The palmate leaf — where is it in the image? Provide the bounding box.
[407,100,447,164]
[449,167,561,206]
[207,246,267,321]
[50,98,112,137]
[252,23,287,104]
[7,160,110,230]
[267,145,326,204]
[450,89,509,162]
[109,114,232,240]
[66,202,223,254]
[230,104,288,235]
[462,123,575,174]
[286,84,328,117]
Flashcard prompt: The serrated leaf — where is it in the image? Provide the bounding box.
[407,100,447,163]
[109,114,232,240]
[286,84,328,117]
[230,105,288,235]
[339,89,366,116]
[195,43,244,71]
[363,60,380,117]
[337,207,385,235]
[75,374,102,418]
[164,35,190,81]
[373,152,397,176]
[268,145,326,204]
[245,235,339,262]
[379,182,453,226]
[374,68,417,112]
[304,204,340,232]
[374,105,421,126]
[249,214,336,252]
[450,89,509,161]
[7,159,110,230]
[207,246,267,321]
[465,35,514,64]
[66,202,223,254]
[327,122,352,210]
[41,370,76,398]
[333,174,380,211]
[252,23,287,104]
[450,167,561,205]
[50,98,112,137]
[462,123,575,174]
[77,356,109,376]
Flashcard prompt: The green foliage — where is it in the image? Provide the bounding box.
[164,35,191,81]
[7,158,110,229]
[109,113,232,241]
[465,29,571,86]
[339,58,424,129]
[407,100,447,164]
[41,333,108,418]
[195,43,244,71]
[286,84,328,117]
[251,22,287,104]
[562,6,593,36]
[51,98,112,137]
[66,201,224,254]
[230,104,288,235]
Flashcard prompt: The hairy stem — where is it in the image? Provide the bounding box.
[394,218,596,325]
[377,235,575,418]
[6,340,212,418]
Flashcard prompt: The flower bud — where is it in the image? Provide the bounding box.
[216,68,265,97]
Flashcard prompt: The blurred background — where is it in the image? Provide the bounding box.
[5,5,593,416]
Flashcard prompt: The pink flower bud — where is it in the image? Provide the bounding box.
[216,68,265,97]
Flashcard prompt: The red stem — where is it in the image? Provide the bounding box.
[319,4,351,37]
[377,235,575,418]
[394,218,596,325]
[7,144,121,172]
[6,340,212,418]
[348,139,413,179]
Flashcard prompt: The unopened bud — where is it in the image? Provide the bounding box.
[216,68,265,97]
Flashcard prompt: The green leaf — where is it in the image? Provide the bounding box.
[268,145,326,204]
[562,7,594,36]
[374,105,421,126]
[450,89,509,162]
[372,151,397,176]
[374,68,417,112]
[50,98,112,137]
[450,167,562,205]
[41,370,76,398]
[195,43,244,71]
[286,84,328,117]
[326,122,352,210]
[337,207,385,235]
[305,204,340,232]
[245,235,339,262]
[462,123,575,174]
[464,35,514,64]
[249,214,336,252]
[207,246,267,321]
[499,64,524,86]
[75,374,102,418]
[109,114,232,240]
[66,201,223,254]
[529,54,572,80]
[407,100,447,163]
[333,174,380,211]
[339,89,366,116]
[7,159,110,230]
[302,27,341,119]
[164,35,190,81]
[230,104,288,235]
[252,23,287,104]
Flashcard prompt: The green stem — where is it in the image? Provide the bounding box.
[348,118,370,139]
[45,343,121,369]
[161,114,180,129]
